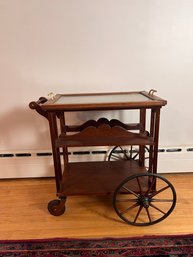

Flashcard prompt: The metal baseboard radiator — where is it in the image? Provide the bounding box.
[0,146,193,178]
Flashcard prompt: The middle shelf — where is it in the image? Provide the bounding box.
[56,123,154,147]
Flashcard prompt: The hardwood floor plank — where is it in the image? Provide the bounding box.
[0,173,192,239]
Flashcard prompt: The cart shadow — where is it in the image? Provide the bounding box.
[77,195,124,224]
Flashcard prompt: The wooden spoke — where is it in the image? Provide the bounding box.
[120,203,140,215]
[133,205,143,223]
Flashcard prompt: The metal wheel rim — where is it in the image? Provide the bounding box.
[113,173,177,226]
[108,145,149,162]
[108,146,140,161]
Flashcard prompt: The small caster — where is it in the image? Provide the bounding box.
[47,197,66,216]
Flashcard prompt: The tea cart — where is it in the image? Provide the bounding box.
[29,90,176,226]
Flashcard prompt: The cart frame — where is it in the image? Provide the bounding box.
[29,90,176,225]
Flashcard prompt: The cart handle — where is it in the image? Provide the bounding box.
[29,97,48,119]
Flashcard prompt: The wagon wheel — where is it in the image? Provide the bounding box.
[47,197,66,216]
[108,145,149,162]
[113,173,176,226]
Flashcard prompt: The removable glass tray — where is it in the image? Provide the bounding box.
[41,91,167,111]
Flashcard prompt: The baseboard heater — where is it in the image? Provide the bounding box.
[0,146,193,178]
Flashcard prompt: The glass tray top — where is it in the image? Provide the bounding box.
[56,93,148,105]
[41,91,167,111]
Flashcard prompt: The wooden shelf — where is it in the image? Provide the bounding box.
[58,160,148,197]
[56,124,154,147]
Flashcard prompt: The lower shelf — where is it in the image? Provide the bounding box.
[58,160,147,197]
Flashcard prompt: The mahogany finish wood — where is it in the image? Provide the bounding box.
[59,161,147,197]
[29,90,167,216]
[56,125,154,147]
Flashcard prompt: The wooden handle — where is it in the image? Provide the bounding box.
[29,97,47,109]
[29,97,48,118]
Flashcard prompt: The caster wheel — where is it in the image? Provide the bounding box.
[113,173,176,226]
[48,198,66,216]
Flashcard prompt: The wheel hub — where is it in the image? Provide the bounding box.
[138,196,150,208]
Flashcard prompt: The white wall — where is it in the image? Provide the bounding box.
[1,0,193,176]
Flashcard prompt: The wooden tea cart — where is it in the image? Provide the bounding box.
[29,90,176,226]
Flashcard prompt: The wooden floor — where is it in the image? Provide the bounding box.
[0,173,193,240]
